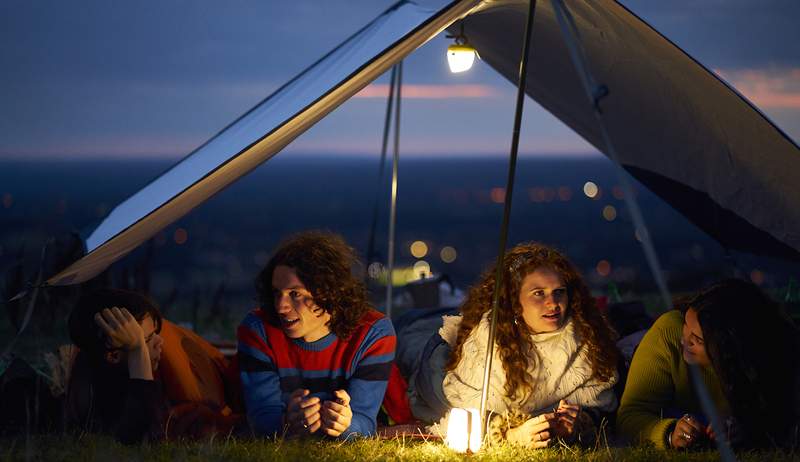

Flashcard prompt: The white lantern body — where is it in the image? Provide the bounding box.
[446,45,476,73]
[445,407,482,453]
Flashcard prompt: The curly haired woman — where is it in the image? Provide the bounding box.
[409,242,619,447]
[237,231,396,438]
[617,279,800,449]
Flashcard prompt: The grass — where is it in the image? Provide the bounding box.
[2,435,798,462]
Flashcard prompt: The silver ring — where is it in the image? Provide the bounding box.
[302,421,309,429]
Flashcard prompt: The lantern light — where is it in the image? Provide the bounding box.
[445,408,482,453]
[446,22,478,73]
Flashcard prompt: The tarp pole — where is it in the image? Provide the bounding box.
[385,61,403,318]
[479,0,538,431]
[366,66,398,268]
[549,1,736,459]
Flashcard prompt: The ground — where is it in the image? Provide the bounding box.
[2,435,798,462]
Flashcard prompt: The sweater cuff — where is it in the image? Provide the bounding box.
[651,418,678,449]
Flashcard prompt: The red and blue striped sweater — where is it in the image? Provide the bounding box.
[237,307,396,437]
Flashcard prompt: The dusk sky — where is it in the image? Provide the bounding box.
[1,0,798,159]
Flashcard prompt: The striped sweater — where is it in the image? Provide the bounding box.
[237,308,395,437]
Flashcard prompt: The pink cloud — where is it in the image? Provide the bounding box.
[715,67,800,109]
[353,83,498,99]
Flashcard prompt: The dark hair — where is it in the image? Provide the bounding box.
[446,242,619,402]
[68,288,163,358]
[255,231,371,339]
[685,278,799,447]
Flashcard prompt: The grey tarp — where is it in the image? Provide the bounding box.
[47,0,800,286]
[459,0,800,258]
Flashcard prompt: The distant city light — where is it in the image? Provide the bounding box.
[174,228,188,245]
[368,262,385,279]
[583,181,599,199]
[440,246,457,263]
[750,269,765,285]
[412,260,431,278]
[410,240,429,258]
[490,187,505,204]
[596,259,611,277]
[2,193,12,209]
[602,205,617,221]
[558,186,572,201]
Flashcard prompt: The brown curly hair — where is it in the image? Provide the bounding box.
[255,230,372,339]
[445,242,619,402]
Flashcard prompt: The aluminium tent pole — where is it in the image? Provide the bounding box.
[385,61,403,318]
[366,66,398,269]
[479,0,538,429]
[549,1,736,460]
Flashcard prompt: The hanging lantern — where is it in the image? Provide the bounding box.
[445,408,482,453]
[446,22,478,73]
[447,44,477,73]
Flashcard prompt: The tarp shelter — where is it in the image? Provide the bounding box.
[46,0,800,287]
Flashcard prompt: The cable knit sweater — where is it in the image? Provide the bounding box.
[418,314,617,442]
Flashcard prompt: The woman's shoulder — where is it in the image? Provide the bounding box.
[651,310,684,333]
[635,310,683,358]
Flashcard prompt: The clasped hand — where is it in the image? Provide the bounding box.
[507,400,581,448]
[286,389,352,437]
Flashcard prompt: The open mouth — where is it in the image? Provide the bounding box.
[281,318,300,328]
[542,310,561,320]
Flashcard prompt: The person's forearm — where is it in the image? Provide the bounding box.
[341,412,374,437]
[127,345,153,380]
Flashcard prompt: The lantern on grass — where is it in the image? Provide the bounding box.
[445,407,482,453]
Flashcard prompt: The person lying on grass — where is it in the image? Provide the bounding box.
[409,242,619,447]
[237,231,396,438]
[66,288,245,443]
[617,279,800,450]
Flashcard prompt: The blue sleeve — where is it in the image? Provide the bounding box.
[342,317,396,437]
[237,313,285,436]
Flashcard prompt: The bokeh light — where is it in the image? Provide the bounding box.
[410,240,429,258]
[412,260,431,278]
[583,181,599,199]
[490,187,505,204]
[440,246,457,263]
[174,228,188,245]
[596,259,611,277]
[602,205,617,221]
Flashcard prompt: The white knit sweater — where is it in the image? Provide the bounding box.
[439,313,618,417]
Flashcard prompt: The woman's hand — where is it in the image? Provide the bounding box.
[669,413,705,449]
[94,307,146,351]
[553,399,581,440]
[285,389,321,436]
[506,412,556,448]
[320,389,353,437]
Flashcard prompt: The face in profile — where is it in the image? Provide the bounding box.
[681,307,710,367]
[518,267,569,333]
[272,265,332,342]
[103,313,163,373]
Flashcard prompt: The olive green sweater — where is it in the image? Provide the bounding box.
[616,310,729,448]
